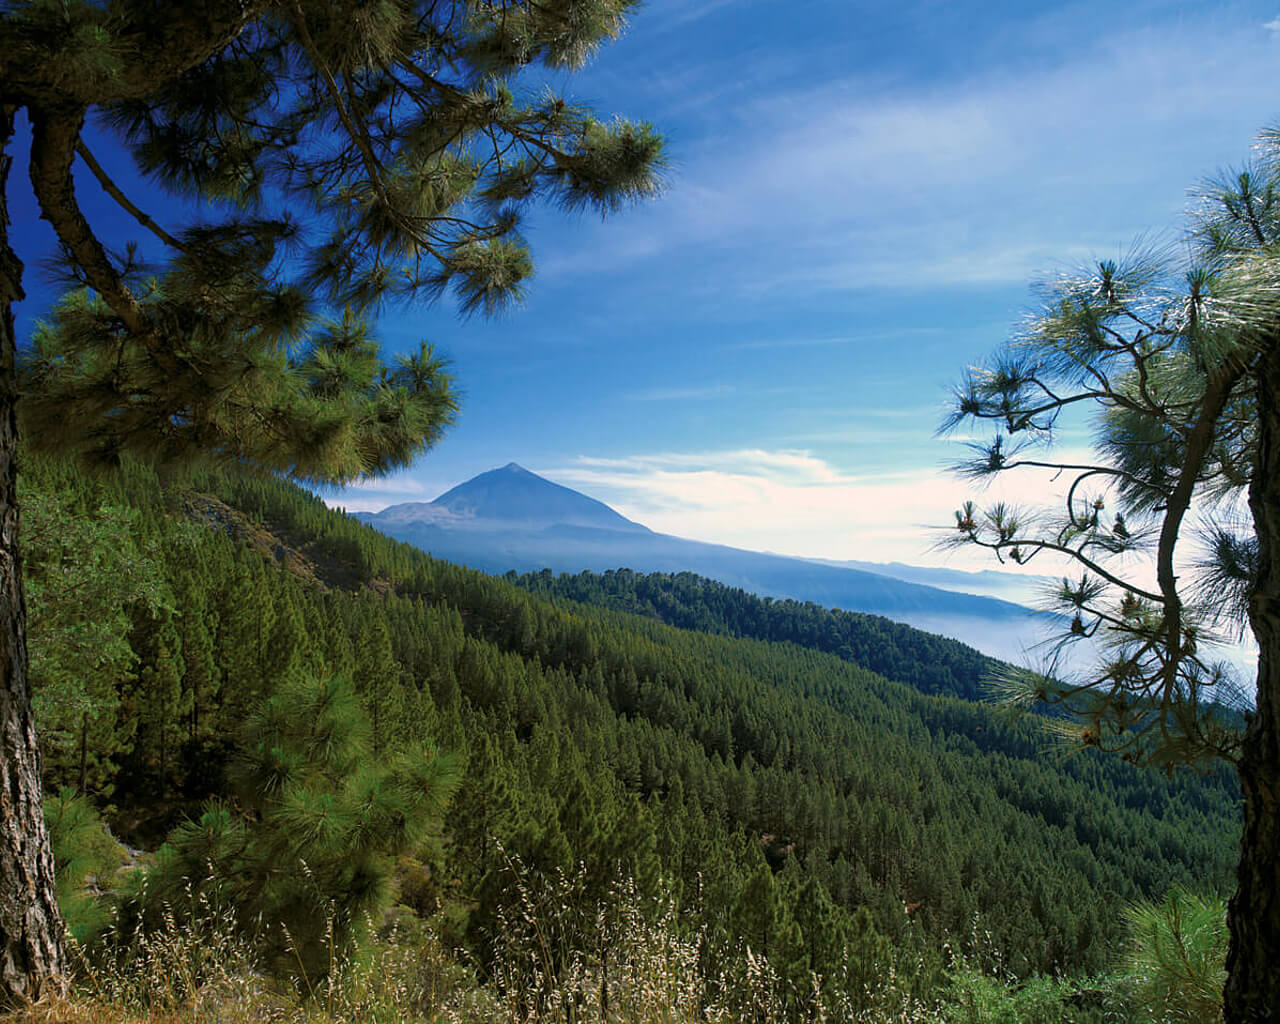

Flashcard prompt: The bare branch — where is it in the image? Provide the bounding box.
[951,529,1164,602]
[28,106,146,335]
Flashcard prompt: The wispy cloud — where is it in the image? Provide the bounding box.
[549,447,1104,570]
[543,15,1280,296]
[721,335,864,351]
[719,328,950,351]
[647,0,742,32]
[626,383,735,401]
[320,473,433,513]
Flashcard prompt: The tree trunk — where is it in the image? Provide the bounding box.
[0,106,66,1005]
[1226,340,1280,1022]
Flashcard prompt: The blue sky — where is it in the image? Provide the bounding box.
[10,0,1280,569]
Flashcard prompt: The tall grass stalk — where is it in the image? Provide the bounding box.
[4,862,1207,1024]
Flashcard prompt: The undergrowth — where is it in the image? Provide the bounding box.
[3,865,1224,1024]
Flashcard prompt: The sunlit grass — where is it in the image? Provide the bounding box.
[3,867,1222,1024]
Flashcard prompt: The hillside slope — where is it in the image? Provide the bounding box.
[513,567,1003,702]
[28,456,1241,986]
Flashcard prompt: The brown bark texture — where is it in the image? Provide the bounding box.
[1226,339,1280,1023]
[0,106,66,1005]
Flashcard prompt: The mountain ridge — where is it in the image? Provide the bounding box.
[353,464,1047,662]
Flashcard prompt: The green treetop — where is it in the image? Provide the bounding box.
[0,0,664,1002]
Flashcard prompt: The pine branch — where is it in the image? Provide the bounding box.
[289,2,442,263]
[1153,363,1249,702]
[949,527,1164,602]
[1,0,273,106]
[74,139,187,253]
[27,106,147,336]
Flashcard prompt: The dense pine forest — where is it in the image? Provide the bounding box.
[21,452,1239,1021]
[510,567,1006,702]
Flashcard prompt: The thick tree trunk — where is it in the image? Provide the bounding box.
[0,106,66,1005]
[1225,340,1280,1022]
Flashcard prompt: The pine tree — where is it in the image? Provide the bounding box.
[941,126,1280,1021]
[213,557,274,726]
[352,604,404,755]
[0,0,664,999]
[611,794,661,902]
[131,610,186,795]
[733,862,785,957]
[843,905,889,1012]
[132,671,459,981]
[23,490,168,796]
[171,566,219,749]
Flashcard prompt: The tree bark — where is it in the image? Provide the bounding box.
[1226,339,1280,1022]
[0,106,66,1005]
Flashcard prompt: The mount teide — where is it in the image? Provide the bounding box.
[353,463,1043,662]
[368,462,651,534]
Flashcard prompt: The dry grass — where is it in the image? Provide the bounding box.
[0,865,1166,1024]
[6,997,274,1024]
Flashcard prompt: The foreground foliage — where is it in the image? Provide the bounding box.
[1120,890,1228,1024]
[122,674,459,982]
[7,863,1223,1024]
[941,125,1280,1020]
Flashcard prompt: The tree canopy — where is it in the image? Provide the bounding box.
[0,0,664,1001]
[4,0,664,477]
[941,127,1280,1023]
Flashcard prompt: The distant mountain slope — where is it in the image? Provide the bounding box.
[813,558,1052,607]
[354,464,1046,663]
[369,462,650,533]
[514,567,1002,702]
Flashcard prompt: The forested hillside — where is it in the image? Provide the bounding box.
[27,454,1240,1018]
[511,567,1004,701]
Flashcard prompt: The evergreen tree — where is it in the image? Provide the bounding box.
[23,490,169,795]
[131,609,186,794]
[451,732,522,871]
[352,604,404,755]
[733,862,786,956]
[213,556,274,726]
[171,566,220,751]
[611,794,661,902]
[843,906,890,1012]
[940,126,1280,1020]
[0,0,663,997]
[130,672,459,981]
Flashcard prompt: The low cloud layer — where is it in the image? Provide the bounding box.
[548,447,1096,572]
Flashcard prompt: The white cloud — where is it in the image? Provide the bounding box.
[319,473,432,513]
[544,16,1280,295]
[1265,15,1280,33]
[549,447,1110,572]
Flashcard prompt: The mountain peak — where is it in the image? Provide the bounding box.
[362,464,650,534]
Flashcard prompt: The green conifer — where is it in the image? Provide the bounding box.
[135,671,459,980]
[0,0,663,994]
